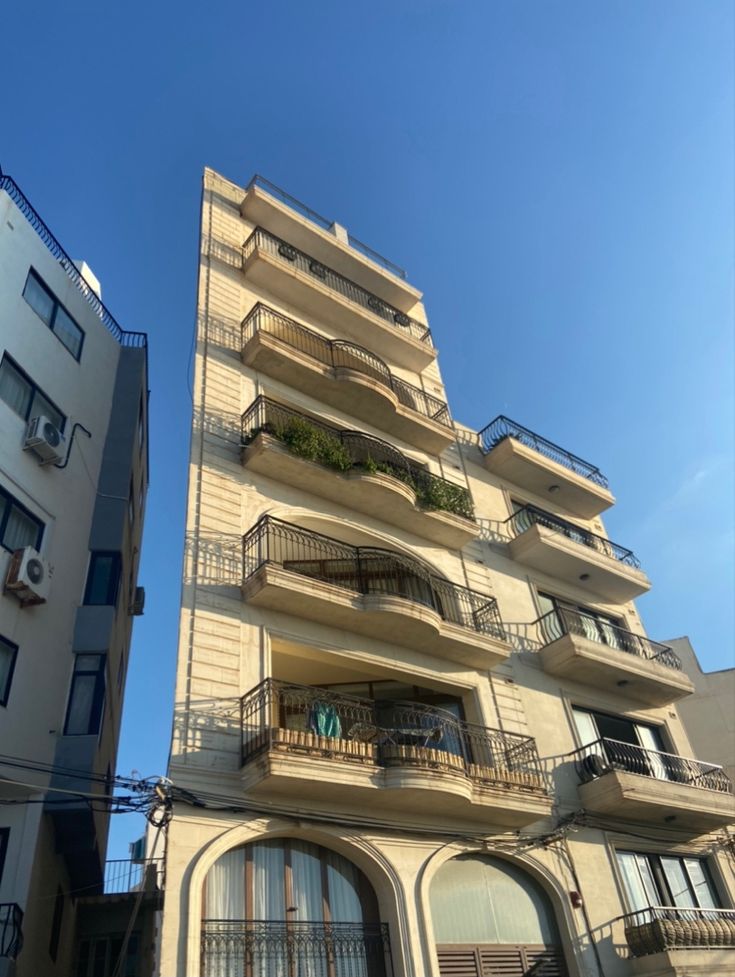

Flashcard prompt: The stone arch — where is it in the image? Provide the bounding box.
[417,843,582,977]
[183,817,409,976]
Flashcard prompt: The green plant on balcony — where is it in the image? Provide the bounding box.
[270,417,352,472]
[415,477,474,520]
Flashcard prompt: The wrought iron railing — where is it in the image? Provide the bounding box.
[535,608,681,671]
[242,304,448,425]
[506,504,640,569]
[242,516,506,640]
[480,415,609,488]
[0,170,147,350]
[0,903,23,959]
[574,738,733,794]
[241,397,473,519]
[246,173,408,280]
[242,229,430,344]
[240,679,545,788]
[622,906,735,956]
[201,920,394,977]
[103,857,164,894]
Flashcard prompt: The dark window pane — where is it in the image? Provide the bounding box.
[64,655,106,735]
[84,553,122,605]
[30,389,65,431]
[1,497,43,551]
[0,636,18,706]
[23,273,54,325]
[49,888,64,960]
[53,306,83,359]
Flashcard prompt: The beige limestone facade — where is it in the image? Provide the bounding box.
[159,169,735,977]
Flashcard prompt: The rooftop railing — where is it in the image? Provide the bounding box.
[0,170,147,350]
[480,415,608,489]
[0,903,23,960]
[241,397,473,520]
[535,608,681,671]
[242,516,506,640]
[245,174,408,280]
[574,738,733,794]
[242,228,430,344]
[103,857,164,895]
[240,679,545,787]
[202,920,394,977]
[242,303,448,425]
[622,906,735,956]
[506,504,640,569]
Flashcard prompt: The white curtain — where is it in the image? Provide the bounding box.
[635,724,670,781]
[0,361,31,416]
[207,849,245,919]
[252,842,285,919]
[430,856,559,946]
[616,852,658,914]
[4,505,39,550]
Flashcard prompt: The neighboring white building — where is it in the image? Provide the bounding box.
[0,171,149,977]
[670,637,735,785]
[158,169,735,977]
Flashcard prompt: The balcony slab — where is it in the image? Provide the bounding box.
[484,436,615,518]
[539,633,694,706]
[240,183,422,311]
[242,564,511,670]
[241,329,454,453]
[242,435,479,549]
[242,244,435,372]
[629,948,735,977]
[578,769,735,834]
[508,522,651,602]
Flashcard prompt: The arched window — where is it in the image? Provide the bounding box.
[430,855,567,977]
[201,839,391,977]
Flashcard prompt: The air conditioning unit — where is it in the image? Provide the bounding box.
[24,416,65,465]
[130,586,145,616]
[4,547,52,605]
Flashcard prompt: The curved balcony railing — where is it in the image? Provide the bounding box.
[622,906,735,957]
[535,608,681,671]
[246,174,408,280]
[242,516,506,640]
[506,504,640,569]
[242,228,430,343]
[480,415,609,489]
[574,738,733,794]
[202,920,394,977]
[0,903,23,960]
[240,679,544,784]
[242,304,448,425]
[241,397,473,520]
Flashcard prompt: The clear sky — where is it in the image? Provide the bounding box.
[2,0,732,856]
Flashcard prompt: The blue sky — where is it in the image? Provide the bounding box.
[2,1,732,855]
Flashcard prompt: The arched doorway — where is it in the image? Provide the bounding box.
[430,855,568,976]
[201,838,393,976]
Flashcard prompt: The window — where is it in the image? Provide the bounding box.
[573,707,679,783]
[0,635,18,706]
[617,851,720,912]
[23,270,84,360]
[0,485,44,552]
[83,552,122,606]
[0,356,65,431]
[49,887,64,961]
[75,933,140,977]
[64,655,106,735]
[0,828,8,885]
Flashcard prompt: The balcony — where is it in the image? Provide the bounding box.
[241,517,510,669]
[0,903,23,960]
[623,906,735,959]
[574,739,735,834]
[241,174,419,309]
[241,304,453,453]
[202,920,394,977]
[240,680,552,828]
[506,505,650,603]
[480,416,614,518]
[103,857,164,895]
[242,228,435,371]
[241,398,478,549]
[535,609,694,706]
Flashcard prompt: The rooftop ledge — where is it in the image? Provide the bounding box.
[240,175,422,311]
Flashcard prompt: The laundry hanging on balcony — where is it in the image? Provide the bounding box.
[308,700,342,739]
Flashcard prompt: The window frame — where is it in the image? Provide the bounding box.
[64,654,107,736]
[0,354,66,431]
[83,552,122,607]
[0,484,44,553]
[49,886,64,961]
[0,828,8,886]
[0,635,19,707]
[23,269,85,362]
[616,850,723,911]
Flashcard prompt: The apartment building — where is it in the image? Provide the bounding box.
[0,172,149,977]
[160,168,735,977]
